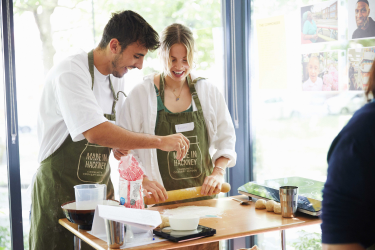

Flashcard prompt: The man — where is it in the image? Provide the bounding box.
[352,0,375,39]
[29,10,189,250]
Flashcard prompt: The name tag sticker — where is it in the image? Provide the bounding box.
[175,122,194,133]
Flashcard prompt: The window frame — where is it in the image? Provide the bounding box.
[1,0,24,249]
[222,0,253,249]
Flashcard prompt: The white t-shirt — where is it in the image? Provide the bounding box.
[37,49,125,163]
[302,77,323,91]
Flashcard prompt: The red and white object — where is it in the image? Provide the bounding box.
[118,154,144,209]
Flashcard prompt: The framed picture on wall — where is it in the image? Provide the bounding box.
[301,0,338,44]
[348,47,375,90]
[301,51,339,91]
[348,0,375,40]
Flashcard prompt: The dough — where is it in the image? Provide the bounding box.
[255,199,266,209]
[266,200,276,212]
[159,215,170,228]
[274,203,281,214]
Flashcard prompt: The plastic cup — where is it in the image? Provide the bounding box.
[74,184,106,210]
[279,186,298,218]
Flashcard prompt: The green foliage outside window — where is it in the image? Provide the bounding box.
[14,0,222,75]
[291,230,322,250]
[0,225,10,250]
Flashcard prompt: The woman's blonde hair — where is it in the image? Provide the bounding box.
[159,23,194,77]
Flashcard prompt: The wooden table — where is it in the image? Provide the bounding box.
[59,195,321,250]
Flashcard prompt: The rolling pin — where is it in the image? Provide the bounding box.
[144,182,231,205]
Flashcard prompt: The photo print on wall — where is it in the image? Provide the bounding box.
[302,51,339,91]
[348,0,375,40]
[301,0,338,44]
[348,47,375,90]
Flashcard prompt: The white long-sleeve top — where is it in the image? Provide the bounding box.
[118,73,237,187]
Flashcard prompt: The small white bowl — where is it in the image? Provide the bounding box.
[169,216,200,231]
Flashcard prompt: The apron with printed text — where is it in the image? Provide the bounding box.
[155,73,216,205]
[29,50,120,250]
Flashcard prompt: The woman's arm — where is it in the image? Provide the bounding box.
[210,82,237,167]
[201,157,229,195]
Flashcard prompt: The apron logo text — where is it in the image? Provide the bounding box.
[85,153,108,169]
[173,151,198,168]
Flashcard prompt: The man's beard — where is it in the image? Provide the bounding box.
[357,17,369,29]
[111,54,124,78]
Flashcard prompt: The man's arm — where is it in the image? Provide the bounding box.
[322,243,365,250]
[83,121,189,160]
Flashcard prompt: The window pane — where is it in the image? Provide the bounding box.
[13,1,224,249]
[250,0,368,248]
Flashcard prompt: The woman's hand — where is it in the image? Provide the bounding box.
[201,157,229,196]
[113,149,129,160]
[201,168,225,196]
[142,177,168,203]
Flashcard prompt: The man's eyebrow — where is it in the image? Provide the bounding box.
[171,56,187,58]
[136,53,145,57]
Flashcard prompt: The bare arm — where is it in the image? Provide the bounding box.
[201,157,229,195]
[83,121,189,160]
[322,244,365,250]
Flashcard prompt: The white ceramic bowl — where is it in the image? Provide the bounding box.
[169,215,200,231]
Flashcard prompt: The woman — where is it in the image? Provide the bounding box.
[302,11,319,43]
[118,23,236,204]
[321,60,375,249]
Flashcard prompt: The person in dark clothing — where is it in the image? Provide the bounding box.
[349,74,357,90]
[352,0,375,39]
[321,61,375,249]
[349,63,355,77]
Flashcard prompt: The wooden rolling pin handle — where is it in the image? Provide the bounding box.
[221,182,231,193]
[144,182,231,205]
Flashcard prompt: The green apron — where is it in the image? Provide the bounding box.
[155,74,216,205]
[29,50,118,250]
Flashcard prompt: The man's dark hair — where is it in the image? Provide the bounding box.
[357,0,369,6]
[98,10,159,52]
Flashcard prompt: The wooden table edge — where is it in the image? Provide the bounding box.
[59,217,321,250]
[59,219,107,249]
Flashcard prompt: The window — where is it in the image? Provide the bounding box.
[12,0,224,248]
[250,0,371,248]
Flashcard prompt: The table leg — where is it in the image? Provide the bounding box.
[74,235,81,250]
[281,230,286,250]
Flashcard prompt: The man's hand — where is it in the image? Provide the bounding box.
[142,177,168,203]
[112,149,129,160]
[201,168,225,196]
[159,133,190,161]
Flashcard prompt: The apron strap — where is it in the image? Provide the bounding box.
[187,75,206,112]
[88,50,95,90]
[160,73,166,102]
[160,73,206,112]
[88,49,125,121]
